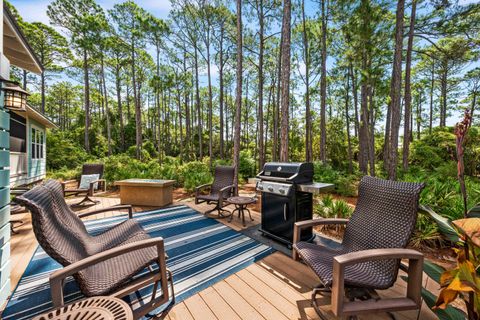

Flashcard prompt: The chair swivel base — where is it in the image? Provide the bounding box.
[311,283,397,320]
[203,205,231,219]
[70,195,100,207]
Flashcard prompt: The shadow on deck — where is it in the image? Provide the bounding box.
[7,194,439,320]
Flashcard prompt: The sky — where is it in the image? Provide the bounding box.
[10,0,172,24]
[9,0,480,128]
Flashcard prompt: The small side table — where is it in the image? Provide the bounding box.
[32,296,133,320]
[227,196,256,227]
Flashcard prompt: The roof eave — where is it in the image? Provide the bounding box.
[3,4,43,74]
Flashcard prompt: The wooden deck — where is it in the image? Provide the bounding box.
[7,194,439,320]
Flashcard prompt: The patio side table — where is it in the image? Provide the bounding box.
[32,296,133,320]
[227,196,256,227]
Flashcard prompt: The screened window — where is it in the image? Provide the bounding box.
[10,113,26,153]
[31,128,45,159]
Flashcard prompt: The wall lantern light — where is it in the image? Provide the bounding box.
[1,79,29,112]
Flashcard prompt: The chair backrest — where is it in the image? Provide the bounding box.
[211,166,235,195]
[341,176,424,286]
[15,179,90,266]
[82,163,104,178]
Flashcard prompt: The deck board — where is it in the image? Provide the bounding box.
[4,195,439,319]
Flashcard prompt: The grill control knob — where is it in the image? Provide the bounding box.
[279,188,286,194]
[267,186,274,192]
[257,184,264,190]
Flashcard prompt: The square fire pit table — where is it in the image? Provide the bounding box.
[114,179,176,207]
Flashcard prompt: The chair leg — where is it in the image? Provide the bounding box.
[152,270,175,319]
[70,194,100,207]
[10,219,25,234]
[311,283,331,320]
[204,203,231,219]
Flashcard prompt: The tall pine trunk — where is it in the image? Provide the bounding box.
[233,0,243,193]
[100,55,112,156]
[206,37,213,167]
[257,0,265,169]
[41,71,46,113]
[131,35,142,159]
[302,0,312,162]
[387,0,405,180]
[429,60,435,134]
[319,0,328,163]
[194,47,202,159]
[440,59,448,127]
[219,25,225,159]
[115,66,125,151]
[279,0,291,162]
[83,48,90,153]
[402,0,417,170]
[345,73,353,173]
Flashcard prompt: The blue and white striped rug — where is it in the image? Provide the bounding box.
[2,204,274,319]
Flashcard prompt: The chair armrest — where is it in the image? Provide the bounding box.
[218,184,235,207]
[50,237,165,308]
[292,218,349,260]
[295,218,348,230]
[219,184,235,194]
[331,248,424,316]
[195,184,212,204]
[78,205,133,219]
[10,188,29,196]
[195,184,212,192]
[89,179,107,194]
[61,179,78,185]
[61,180,78,195]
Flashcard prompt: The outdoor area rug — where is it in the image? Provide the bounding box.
[2,204,275,319]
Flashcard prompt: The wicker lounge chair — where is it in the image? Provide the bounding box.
[195,165,236,217]
[62,163,106,206]
[15,179,175,319]
[292,176,425,319]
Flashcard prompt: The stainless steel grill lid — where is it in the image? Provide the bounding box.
[257,162,314,183]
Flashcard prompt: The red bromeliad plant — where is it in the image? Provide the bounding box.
[454,109,472,218]
[420,110,480,320]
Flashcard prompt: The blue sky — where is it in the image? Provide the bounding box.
[10,0,172,24]
[9,0,480,128]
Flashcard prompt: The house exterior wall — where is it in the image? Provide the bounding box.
[9,116,47,187]
[27,118,46,182]
[0,0,12,307]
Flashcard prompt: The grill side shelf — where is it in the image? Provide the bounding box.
[297,182,334,194]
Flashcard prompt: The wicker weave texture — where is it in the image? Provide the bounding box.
[15,179,158,296]
[294,176,424,289]
[197,165,235,201]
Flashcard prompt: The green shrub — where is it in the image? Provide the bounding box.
[314,195,353,218]
[46,131,90,170]
[239,150,256,182]
[126,145,152,161]
[336,175,359,197]
[313,163,340,183]
[47,167,80,180]
[179,161,212,192]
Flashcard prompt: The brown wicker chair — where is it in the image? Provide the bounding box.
[62,164,106,206]
[195,165,236,217]
[15,179,175,319]
[292,176,425,319]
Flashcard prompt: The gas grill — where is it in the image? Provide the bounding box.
[256,162,329,246]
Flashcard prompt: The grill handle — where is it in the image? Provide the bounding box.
[256,174,298,183]
[283,203,288,221]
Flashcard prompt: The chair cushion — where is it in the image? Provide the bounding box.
[197,193,222,202]
[294,241,397,290]
[79,174,100,190]
[76,224,158,296]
